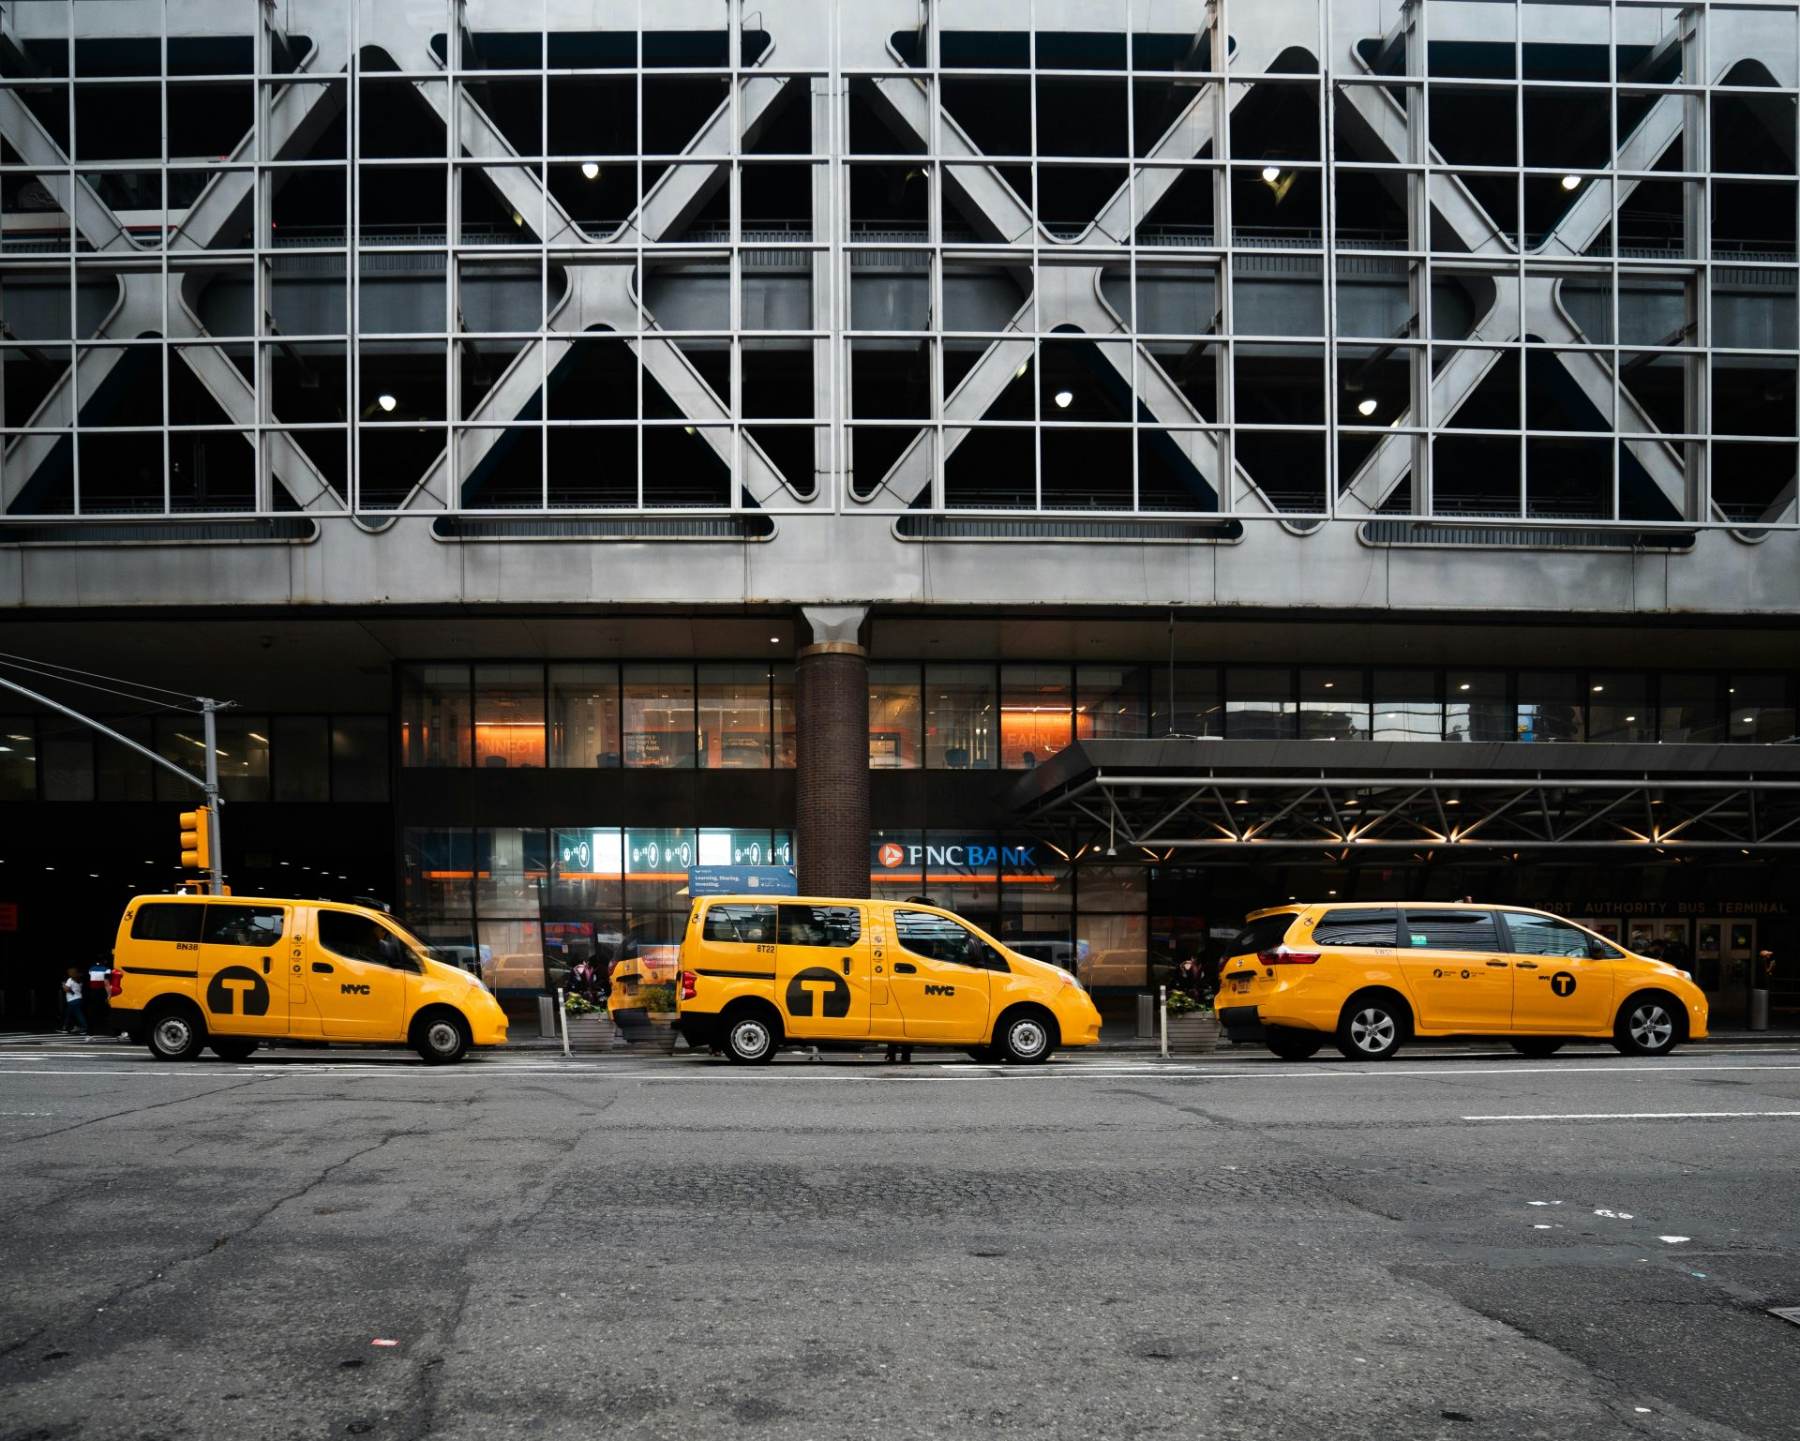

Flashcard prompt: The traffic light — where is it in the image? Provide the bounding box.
[179,806,213,872]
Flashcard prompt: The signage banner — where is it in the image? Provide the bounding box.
[688,866,799,897]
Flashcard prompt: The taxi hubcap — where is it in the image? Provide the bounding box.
[733,1021,769,1057]
[1629,1005,1673,1049]
[1350,1009,1396,1052]
[427,1022,459,1053]
[1010,1021,1046,1057]
[155,1018,190,1052]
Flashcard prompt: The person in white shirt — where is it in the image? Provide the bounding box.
[61,968,87,1037]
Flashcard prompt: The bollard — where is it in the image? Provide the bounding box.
[557,987,571,1057]
[1159,984,1168,1059]
[1751,987,1770,1032]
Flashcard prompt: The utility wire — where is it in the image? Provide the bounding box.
[0,657,197,712]
[0,649,201,702]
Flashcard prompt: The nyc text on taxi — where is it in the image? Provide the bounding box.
[1218,903,1709,1062]
[109,894,508,1064]
[675,896,1102,1063]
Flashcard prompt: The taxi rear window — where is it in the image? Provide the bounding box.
[130,903,203,943]
[1230,914,1298,955]
[703,904,775,943]
[1313,910,1400,947]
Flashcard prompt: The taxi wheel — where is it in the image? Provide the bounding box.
[722,1007,782,1065]
[413,1010,470,1065]
[1510,1039,1565,1059]
[1335,992,1407,1061]
[1614,993,1680,1057]
[209,1040,259,1063]
[146,1006,206,1062]
[1265,1028,1325,1062]
[998,1009,1058,1065]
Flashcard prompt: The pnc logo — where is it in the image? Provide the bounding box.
[878,842,905,869]
[205,966,270,1017]
[785,966,851,1018]
[341,983,371,996]
[924,983,955,997]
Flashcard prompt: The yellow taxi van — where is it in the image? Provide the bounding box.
[109,894,509,1064]
[674,895,1103,1063]
[1217,901,1709,1062]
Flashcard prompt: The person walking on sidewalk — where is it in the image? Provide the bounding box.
[61,967,87,1037]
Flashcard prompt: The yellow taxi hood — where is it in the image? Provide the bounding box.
[1005,948,1080,988]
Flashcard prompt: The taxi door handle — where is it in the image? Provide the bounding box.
[262,956,271,974]
[841,956,852,975]
[1486,960,1507,968]
[894,962,917,974]
[312,961,334,974]
[1516,961,1539,970]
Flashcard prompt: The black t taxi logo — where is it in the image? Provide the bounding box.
[1550,971,1578,997]
[785,967,851,1018]
[205,966,270,1017]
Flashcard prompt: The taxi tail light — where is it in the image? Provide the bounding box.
[106,969,123,998]
[1258,948,1320,965]
[679,970,697,1002]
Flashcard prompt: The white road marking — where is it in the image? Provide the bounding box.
[1465,1111,1800,1121]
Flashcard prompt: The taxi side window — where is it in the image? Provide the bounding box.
[778,905,861,947]
[1312,910,1399,947]
[894,910,1010,972]
[1500,912,1597,959]
[318,911,414,970]
[1403,911,1501,952]
[130,903,203,943]
[704,904,776,944]
[202,904,285,947]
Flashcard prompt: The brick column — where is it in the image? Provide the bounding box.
[795,639,869,899]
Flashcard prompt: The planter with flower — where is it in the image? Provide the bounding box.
[562,991,616,1051]
[1164,988,1219,1054]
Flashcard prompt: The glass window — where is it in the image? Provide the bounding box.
[894,908,1008,971]
[1001,665,1071,769]
[1078,864,1148,912]
[400,664,471,767]
[331,717,389,800]
[870,663,922,769]
[1403,910,1501,952]
[1445,671,1509,743]
[623,664,696,768]
[625,827,694,910]
[925,664,996,769]
[1002,838,1072,916]
[153,717,215,803]
[549,664,621,768]
[1517,672,1584,743]
[1076,666,1150,741]
[1076,911,1148,988]
[1312,909,1399,947]
[1225,668,1294,739]
[1372,670,1441,742]
[1728,674,1794,743]
[480,918,546,992]
[549,827,624,913]
[41,730,94,801]
[1299,668,1369,740]
[474,665,545,769]
[130,902,203,943]
[1660,674,1722,744]
[779,904,862,947]
[1150,667,1222,738]
[214,716,270,803]
[1500,911,1595,959]
[95,716,152,800]
[404,828,475,919]
[318,909,391,965]
[476,827,547,914]
[202,905,285,947]
[698,663,772,768]
[1587,673,1651,743]
[703,903,777,944]
[273,716,330,802]
[772,663,796,768]
[1229,914,1298,957]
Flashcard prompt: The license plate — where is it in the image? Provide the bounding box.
[1230,978,1251,994]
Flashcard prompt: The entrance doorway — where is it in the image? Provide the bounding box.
[1694,918,1756,1028]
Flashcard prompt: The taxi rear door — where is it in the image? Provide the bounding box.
[775,903,871,1039]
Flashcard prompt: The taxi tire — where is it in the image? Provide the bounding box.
[209,1040,259,1062]
[412,1009,470,1065]
[1510,1039,1565,1059]
[721,1004,782,1065]
[146,1003,206,1062]
[1613,992,1681,1057]
[997,1007,1058,1065]
[1335,990,1408,1062]
[1265,1028,1325,1062]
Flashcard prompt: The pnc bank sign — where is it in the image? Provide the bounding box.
[876,841,1038,870]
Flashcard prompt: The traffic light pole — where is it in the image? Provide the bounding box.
[200,697,223,896]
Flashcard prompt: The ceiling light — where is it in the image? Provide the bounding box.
[1053,389,1073,409]
[1446,790,1462,807]
[377,392,397,413]
[1014,359,1029,379]
[1591,684,1604,693]
[1458,682,1471,692]
[1625,715,1636,723]
[769,635,780,644]
[1356,397,1378,417]
[580,161,600,180]
[510,210,524,227]
[1560,174,1581,192]
[1233,787,1249,806]
[1261,165,1282,184]
[1322,681,1334,689]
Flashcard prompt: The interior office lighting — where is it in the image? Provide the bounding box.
[1053,389,1074,409]
[1560,174,1581,192]
[1261,165,1282,184]
[377,393,397,412]
[581,161,601,180]
[1356,397,1378,417]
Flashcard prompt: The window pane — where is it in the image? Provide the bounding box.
[625,827,694,909]
[550,664,621,768]
[400,664,471,767]
[1077,666,1150,741]
[202,904,286,947]
[41,730,94,801]
[273,716,330,802]
[1225,667,1294,739]
[871,829,924,899]
[1076,911,1147,988]
[153,717,213,802]
[703,903,777,944]
[925,664,996,769]
[1587,673,1651,743]
[1299,668,1368,740]
[1230,914,1298,956]
[698,663,771,768]
[474,665,545,769]
[1372,670,1441,742]
[1517,672,1584,743]
[1729,674,1794,743]
[1501,912,1592,959]
[331,717,390,801]
[1313,910,1399,947]
[1445,671,1508,743]
[476,827,546,914]
[870,663,921,769]
[895,908,1005,970]
[772,663,796,768]
[1001,665,1071,769]
[131,902,203,943]
[1150,667,1222,738]
[1660,674,1722,744]
[1404,910,1500,952]
[404,828,474,919]
[623,664,696,768]
[480,918,546,993]
[318,910,388,964]
[549,827,625,913]
[96,716,153,800]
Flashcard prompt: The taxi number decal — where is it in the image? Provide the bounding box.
[756,943,775,954]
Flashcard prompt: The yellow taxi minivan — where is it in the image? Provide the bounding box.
[109,894,509,1064]
[1217,902,1709,1062]
[674,895,1102,1063]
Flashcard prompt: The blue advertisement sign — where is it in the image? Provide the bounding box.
[687,865,799,897]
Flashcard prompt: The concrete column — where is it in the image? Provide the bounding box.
[795,606,870,898]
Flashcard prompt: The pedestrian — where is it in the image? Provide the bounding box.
[61,967,87,1037]
[1174,953,1206,998]
[884,1042,913,1064]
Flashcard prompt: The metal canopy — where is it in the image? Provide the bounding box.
[1008,740,1800,856]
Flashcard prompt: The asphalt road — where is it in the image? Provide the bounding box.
[3,1041,1799,1441]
